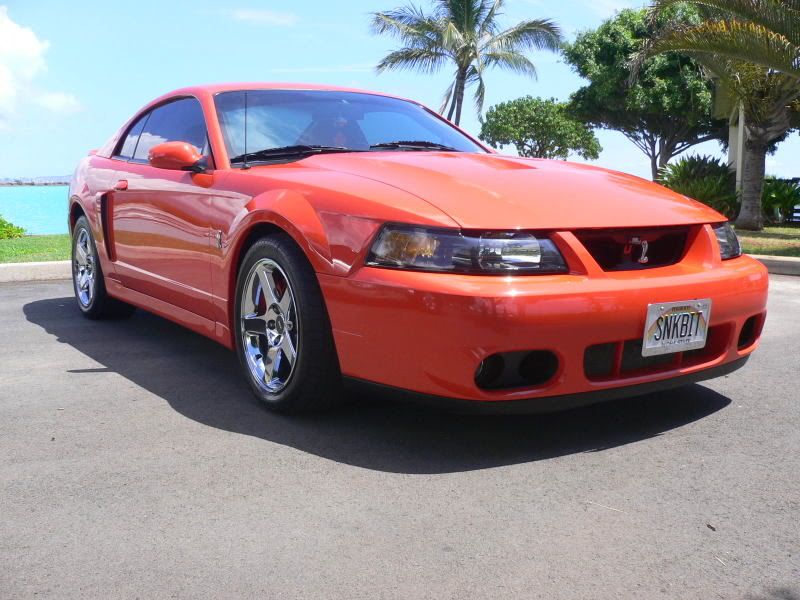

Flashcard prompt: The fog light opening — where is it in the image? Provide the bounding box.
[475,354,505,389]
[738,315,763,350]
[475,350,559,390]
[518,350,559,386]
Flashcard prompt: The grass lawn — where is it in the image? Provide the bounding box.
[738,226,800,257]
[0,234,70,263]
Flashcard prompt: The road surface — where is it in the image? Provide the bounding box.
[1,277,798,599]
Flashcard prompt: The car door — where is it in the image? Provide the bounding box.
[110,97,217,319]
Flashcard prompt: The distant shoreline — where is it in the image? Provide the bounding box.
[0,182,69,187]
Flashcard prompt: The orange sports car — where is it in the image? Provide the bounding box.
[69,83,768,413]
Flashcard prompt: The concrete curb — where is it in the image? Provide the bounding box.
[0,260,70,283]
[0,254,798,283]
[751,254,800,276]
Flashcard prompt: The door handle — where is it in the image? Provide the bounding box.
[114,179,128,191]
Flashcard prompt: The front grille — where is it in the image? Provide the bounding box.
[584,324,731,381]
[574,226,690,271]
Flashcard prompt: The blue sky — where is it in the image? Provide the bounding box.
[0,0,797,179]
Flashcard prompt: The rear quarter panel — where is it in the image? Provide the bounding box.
[69,155,120,275]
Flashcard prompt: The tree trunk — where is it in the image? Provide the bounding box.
[735,140,767,231]
[653,137,681,181]
[657,151,672,179]
[452,68,467,125]
[446,85,457,121]
[649,153,659,181]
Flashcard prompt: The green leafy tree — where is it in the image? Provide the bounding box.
[370,0,562,125]
[562,8,724,180]
[479,96,602,160]
[642,0,800,229]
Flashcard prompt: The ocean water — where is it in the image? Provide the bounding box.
[0,185,69,235]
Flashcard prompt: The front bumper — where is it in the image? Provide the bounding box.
[344,357,749,414]
[319,226,768,406]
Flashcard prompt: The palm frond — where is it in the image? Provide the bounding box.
[650,19,800,78]
[370,8,446,49]
[483,50,538,77]
[466,64,487,115]
[682,53,798,128]
[487,19,563,54]
[649,0,800,46]
[441,20,466,52]
[440,0,486,34]
[439,78,456,113]
[375,47,449,74]
[479,0,505,36]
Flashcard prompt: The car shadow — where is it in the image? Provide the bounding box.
[24,297,732,474]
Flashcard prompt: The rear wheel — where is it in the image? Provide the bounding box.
[72,216,135,319]
[234,234,342,412]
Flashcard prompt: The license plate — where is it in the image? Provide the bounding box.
[642,299,712,357]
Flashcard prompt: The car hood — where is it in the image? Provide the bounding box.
[300,151,723,230]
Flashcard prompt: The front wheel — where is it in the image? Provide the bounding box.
[234,234,343,413]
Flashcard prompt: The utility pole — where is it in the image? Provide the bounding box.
[727,102,745,193]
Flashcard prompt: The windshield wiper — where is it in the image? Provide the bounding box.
[230,145,364,165]
[369,140,460,152]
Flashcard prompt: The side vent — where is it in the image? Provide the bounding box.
[99,193,116,261]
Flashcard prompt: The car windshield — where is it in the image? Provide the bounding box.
[214,90,486,165]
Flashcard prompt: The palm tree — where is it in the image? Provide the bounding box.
[642,0,800,230]
[647,0,800,80]
[370,0,562,125]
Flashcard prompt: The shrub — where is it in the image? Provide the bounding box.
[0,215,25,240]
[762,177,800,223]
[658,155,738,218]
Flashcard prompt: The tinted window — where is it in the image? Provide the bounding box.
[215,94,313,160]
[115,113,148,159]
[359,111,443,146]
[214,90,485,165]
[132,97,208,162]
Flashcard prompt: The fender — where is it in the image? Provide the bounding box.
[228,188,335,276]
[213,188,337,343]
[216,188,391,346]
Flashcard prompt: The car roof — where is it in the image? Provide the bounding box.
[165,82,412,101]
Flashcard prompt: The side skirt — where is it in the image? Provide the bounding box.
[105,278,234,349]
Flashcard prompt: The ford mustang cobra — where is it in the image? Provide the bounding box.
[68,83,768,413]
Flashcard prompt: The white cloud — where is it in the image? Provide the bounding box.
[0,5,48,115]
[35,91,81,113]
[0,6,80,121]
[231,9,298,26]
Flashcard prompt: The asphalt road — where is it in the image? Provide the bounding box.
[1,277,798,599]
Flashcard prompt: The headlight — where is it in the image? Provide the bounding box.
[366,224,568,274]
[713,222,742,260]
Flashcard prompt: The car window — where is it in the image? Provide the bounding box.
[214,93,313,159]
[114,113,149,160]
[214,90,485,165]
[358,111,444,146]
[132,97,208,162]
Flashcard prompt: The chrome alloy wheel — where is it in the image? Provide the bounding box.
[73,228,96,307]
[240,259,299,393]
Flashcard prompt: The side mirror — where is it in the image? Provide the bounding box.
[148,141,205,172]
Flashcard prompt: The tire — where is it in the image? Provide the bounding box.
[71,216,135,319]
[234,233,343,413]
